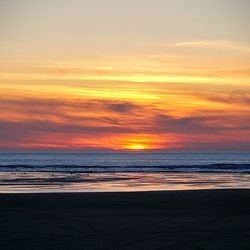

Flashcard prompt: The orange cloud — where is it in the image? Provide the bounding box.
[1,84,250,150]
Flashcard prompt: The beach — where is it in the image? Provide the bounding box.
[0,189,249,250]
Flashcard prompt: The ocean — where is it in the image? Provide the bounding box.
[0,151,250,192]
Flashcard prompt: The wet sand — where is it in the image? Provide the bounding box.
[0,189,250,250]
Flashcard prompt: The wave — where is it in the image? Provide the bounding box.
[0,164,250,173]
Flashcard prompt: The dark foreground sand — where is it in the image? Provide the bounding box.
[0,190,250,250]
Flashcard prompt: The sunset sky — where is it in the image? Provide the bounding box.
[0,0,250,150]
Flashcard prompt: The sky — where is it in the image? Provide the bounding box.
[0,0,250,150]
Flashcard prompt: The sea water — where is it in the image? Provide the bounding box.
[0,151,249,192]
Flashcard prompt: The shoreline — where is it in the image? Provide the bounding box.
[0,189,250,249]
[1,171,249,193]
[0,187,249,193]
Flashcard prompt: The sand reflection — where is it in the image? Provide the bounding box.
[0,172,249,193]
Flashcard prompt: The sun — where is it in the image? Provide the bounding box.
[121,135,158,151]
[124,144,147,150]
